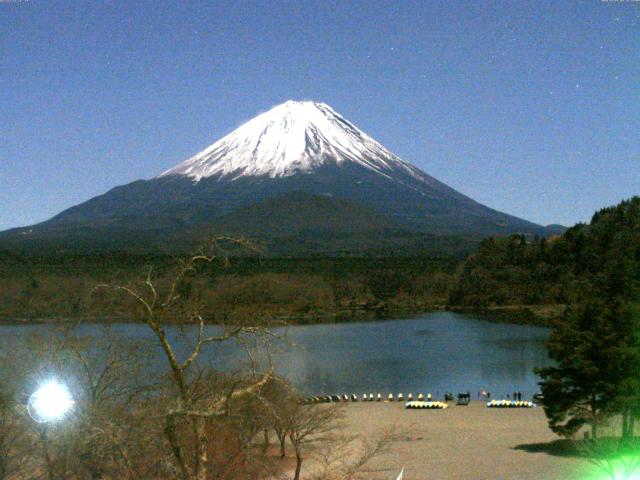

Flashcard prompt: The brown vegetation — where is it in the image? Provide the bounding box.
[0,256,455,324]
[0,245,398,479]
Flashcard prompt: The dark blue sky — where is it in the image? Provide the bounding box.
[2,0,638,230]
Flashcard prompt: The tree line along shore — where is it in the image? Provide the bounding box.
[0,196,638,327]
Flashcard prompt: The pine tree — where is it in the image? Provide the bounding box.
[602,303,640,438]
[537,300,640,440]
[536,302,619,439]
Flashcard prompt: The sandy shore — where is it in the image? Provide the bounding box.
[319,401,594,480]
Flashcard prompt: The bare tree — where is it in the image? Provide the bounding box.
[66,335,153,479]
[95,240,277,480]
[311,426,403,480]
[0,367,30,480]
[259,377,298,458]
[287,403,343,480]
[21,330,153,480]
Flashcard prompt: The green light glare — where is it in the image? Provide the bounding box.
[586,455,640,480]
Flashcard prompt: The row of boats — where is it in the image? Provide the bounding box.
[302,393,437,404]
[486,399,536,408]
[301,394,538,409]
[405,401,449,409]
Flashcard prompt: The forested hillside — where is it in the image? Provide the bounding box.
[0,253,457,322]
[1,197,637,325]
[449,197,640,308]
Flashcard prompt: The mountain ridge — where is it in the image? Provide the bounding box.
[0,100,563,255]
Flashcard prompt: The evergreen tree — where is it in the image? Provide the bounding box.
[602,303,640,438]
[536,302,620,439]
[537,298,640,440]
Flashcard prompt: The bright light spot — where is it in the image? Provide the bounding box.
[27,381,75,423]
[589,457,640,480]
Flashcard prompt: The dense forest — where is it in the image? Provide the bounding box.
[532,198,640,450]
[1,197,637,325]
[0,252,457,322]
[449,196,640,309]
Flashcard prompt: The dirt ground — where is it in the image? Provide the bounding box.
[310,401,597,480]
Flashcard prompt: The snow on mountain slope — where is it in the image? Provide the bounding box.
[0,99,557,255]
[160,100,425,182]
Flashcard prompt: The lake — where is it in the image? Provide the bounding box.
[0,312,550,399]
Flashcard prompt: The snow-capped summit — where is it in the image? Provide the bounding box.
[0,100,559,255]
[160,100,421,181]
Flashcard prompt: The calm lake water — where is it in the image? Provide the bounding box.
[0,312,550,399]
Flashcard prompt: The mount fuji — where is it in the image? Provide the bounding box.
[0,101,562,255]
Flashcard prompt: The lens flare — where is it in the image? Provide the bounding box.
[27,380,74,423]
[586,455,640,480]
[608,461,640,480]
